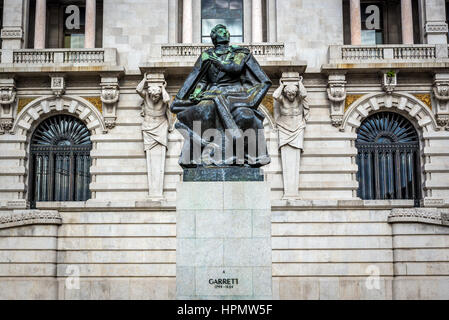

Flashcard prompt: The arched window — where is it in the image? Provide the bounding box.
[201,0,244,43]
[29,115,92,207]
[356,112,421,203]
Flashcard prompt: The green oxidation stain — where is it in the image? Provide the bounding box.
[201,52,210,61]
[193,86,202,95]
[233,52,245,65]
[191,86,203,100]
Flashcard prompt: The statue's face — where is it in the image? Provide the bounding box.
[148,86,162,102]
[284,85,298,102]
[215,27,230,45]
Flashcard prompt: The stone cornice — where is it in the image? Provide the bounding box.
[0,210,62,229]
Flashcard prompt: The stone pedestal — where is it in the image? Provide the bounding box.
[176,181,272,300]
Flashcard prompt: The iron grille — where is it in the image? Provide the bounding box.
[355,112,421,204]
[29,115,92,207]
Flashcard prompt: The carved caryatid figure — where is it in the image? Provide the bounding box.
[136,75,171,200]
[273,77,309,199]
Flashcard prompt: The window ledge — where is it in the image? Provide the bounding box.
[271,199,416,210]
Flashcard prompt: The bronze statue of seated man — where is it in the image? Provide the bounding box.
[171,24,272,168]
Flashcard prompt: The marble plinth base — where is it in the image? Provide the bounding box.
[176,181,272,300]
[183,167,264,182]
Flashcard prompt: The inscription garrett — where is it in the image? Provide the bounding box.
[209,278,239,289]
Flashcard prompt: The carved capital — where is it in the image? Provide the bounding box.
[327,74,346,128]
[100,76,120,130]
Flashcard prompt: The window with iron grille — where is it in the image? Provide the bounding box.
[355,112,422,205]
[29,115,92,208]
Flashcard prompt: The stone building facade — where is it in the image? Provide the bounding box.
[0,0,449,299]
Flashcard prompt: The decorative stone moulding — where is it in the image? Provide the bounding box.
[11,95,108,135]
[388,208,449,227]
[100,75,120,129]
[432,73,449,130]
[422,198,445,207]
[425,21,449,35]
[341,92,438,133]
[0,77,17,134]
[327,73,347,127]
[0,27,23,39]
[0,210,62,229]
[381,70,398,94]
[50,74,66,97]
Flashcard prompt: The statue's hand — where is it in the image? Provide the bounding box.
[188,93,200,103]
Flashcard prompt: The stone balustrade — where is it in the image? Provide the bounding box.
[0,48,118,66]
[329,44,449,64]
[161,43,285,58]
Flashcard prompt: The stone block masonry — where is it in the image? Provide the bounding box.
[176,181,272,299]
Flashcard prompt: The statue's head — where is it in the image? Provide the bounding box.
[148,85,162,102]
[284,84,298,102]
[210,24,230,46]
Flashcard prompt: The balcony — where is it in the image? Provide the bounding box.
[143,42,306,78]
[161,43,286,58]
[0,48,121,73]
[325,44,449,72]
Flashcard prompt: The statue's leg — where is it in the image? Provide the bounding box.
[176,103,218,166]
[232,107,270,166]
[281,145,301,199]
[213,95,241,139]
